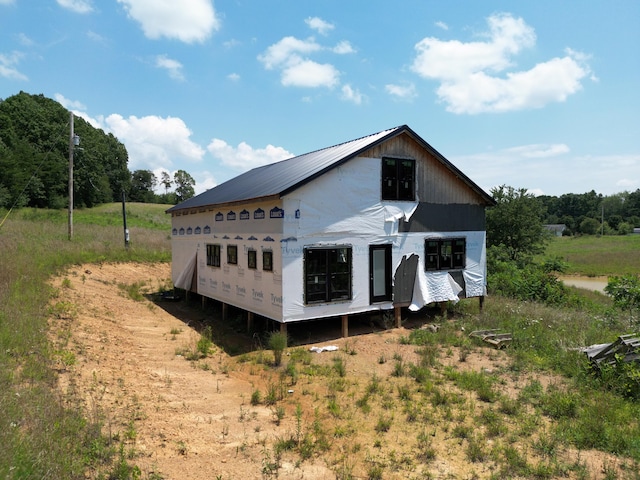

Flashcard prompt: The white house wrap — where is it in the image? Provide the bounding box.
[167,126,495,328]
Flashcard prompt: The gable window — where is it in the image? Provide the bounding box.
[206,244,221,267]
[227,245,238,265]
[247,249,257,269]
[263,250,273,271]
[382,157,415,201]
[304,246,352,304]
[425,238,466,271]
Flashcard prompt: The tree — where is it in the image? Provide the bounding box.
[486,185,549,264]
[0,92,131,208]
[579,217,600,235]
[605,274,640,325]
[174,169,195,203]
[129,169,157,203]
[160,170,172,194]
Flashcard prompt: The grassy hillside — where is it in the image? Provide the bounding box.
[0,204,171,479]
[545,234,640,276]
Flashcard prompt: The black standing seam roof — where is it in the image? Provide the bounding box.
[166,125,495,213]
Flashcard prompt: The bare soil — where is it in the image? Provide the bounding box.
[50,263,630,479]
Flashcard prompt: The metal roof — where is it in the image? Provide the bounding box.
[166,125,494,213]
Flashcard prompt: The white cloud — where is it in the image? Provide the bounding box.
[503,143,570,158]
[56,0,93,13]
[435,21,448,31]
[282,59,340,88]
[411,13,592,114]
[332,40,355,54]
[54,93,88,112]
[341,84,365,105]
[0,0,15,5]
[227,72,240,81]
[223,39,241,49]
[305,17,334,36]
[155,54,185,81]
[207,138,294,172]
[385,83,417,100]
[87,30,108,45]
[452,147,640,196]
[117,0,220,43]
[104,114,205,170]
[0,51,27,80]
[258,36,322,70]
[258,36,344,89]
[17,33,34,47]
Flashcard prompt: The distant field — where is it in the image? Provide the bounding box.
[12,202,172,231]
[545,234,640,276]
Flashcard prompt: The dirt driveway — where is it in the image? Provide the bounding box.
[50,263,627,479]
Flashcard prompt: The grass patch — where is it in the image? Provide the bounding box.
[544,235,640,276]
[0,205,170,478]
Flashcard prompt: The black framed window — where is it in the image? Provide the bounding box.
[304,246,352,304]
[263,251,273,271]
[227,245,238,265]
[206,244,221,267]
[247,249,257,269]
[425,238,466,271]
[382,157,415,201]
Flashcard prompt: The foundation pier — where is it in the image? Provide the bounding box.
[341,315,349,338]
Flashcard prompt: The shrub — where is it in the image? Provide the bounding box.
[267,331,288,366]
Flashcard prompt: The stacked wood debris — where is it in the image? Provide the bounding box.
[469,329,513,349]
[582,333,640,369]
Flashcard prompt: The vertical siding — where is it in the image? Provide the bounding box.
[362,134,484,205]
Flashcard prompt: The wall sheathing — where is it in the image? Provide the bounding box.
[170,150,488,325]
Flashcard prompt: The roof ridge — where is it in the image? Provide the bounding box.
[288,125,403,160]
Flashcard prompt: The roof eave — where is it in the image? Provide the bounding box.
[166,193,282,215]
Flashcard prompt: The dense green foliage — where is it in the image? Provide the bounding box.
[605,274,640,322]
[486,185,550,263]
[0,92,130,209]
[0,91,197,210]
[538,189,640,235]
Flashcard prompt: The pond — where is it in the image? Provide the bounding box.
[559,276,609,293]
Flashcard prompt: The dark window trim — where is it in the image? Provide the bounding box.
[247,249,257,269]
[227,244,238,265]
[262,250,273,271]
[304,246,352,305]
[381,157,416,201]
[206,243,221,267]
[425,237,466,271]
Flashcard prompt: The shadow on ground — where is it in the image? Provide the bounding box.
[149,290,441,356]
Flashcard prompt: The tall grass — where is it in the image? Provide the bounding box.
[545,234,640,276]
[0,205,170,479]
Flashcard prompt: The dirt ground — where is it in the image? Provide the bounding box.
[49,263,630,479]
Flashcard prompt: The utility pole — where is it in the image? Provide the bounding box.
[68,111,74,241]
[68,112,80,241]
[122,190,130,249]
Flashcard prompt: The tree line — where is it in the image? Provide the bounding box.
[3,92,640,233]
[538,189,640,235]
[0,91,195,210]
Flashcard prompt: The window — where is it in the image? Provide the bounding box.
[382,157,415,201]
[304,246,352,304]
[206,244,221,267]
[425,238,466,271]
[247,249,257,269]
[263,250,273,271]
[227,245,238,265]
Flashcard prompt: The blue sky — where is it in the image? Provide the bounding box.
[1,0,639,197]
